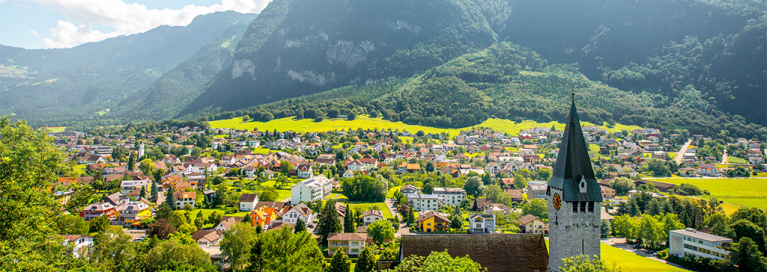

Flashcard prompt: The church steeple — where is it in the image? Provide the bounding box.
[547,93,603,272]
[548,93,602,202]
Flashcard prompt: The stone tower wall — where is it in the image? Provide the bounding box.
[547,187,601,271]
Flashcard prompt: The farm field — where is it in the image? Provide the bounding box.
[209,116,641,138]
[648,177,767,210]
[42,126,67,133]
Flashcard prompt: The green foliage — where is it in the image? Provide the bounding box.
[317,200,343,242]
[54,214,90,235]
[89,215,111,233]
[560,255,620,272]
[367,219,396,244]
[329,249,351,272]
[294,218,306,233]
[609,177,635,196]
[387,250,486,272]
[145,238,216,271]
[343,206,356,233]
[341,175,387,202]
[221,222,257,270]
[463,176,482,198]
[522,198,548,220]
[356,246,378,272]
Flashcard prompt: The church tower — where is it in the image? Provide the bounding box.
[547,94,603,271]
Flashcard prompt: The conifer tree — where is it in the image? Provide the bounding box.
[127,152,136,171]
[150,182,158,200]
[344,206,355,233]
[247,238,265,272]
[328,249,351,272]
[242,214,253,225]
[356,247,377,272]
[318,201,343,242]
[139,186,146,199]
[255,223,263,234]
[407,206,416,225]
[166,186,176,210]
[294,218,306,232]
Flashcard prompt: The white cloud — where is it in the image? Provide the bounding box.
[35,0,270,48]
[30,30,38,37]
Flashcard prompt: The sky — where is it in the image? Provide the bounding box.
[0,0,269,49]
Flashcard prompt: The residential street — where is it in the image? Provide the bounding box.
[721,146,729,164]
[384,198,409,237]
[675,139,692,165]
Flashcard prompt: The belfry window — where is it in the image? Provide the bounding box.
[588,202,594,213]
[572,202,578,213]
[579,202,586,213]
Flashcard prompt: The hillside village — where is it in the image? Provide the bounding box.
[41,118,767,271]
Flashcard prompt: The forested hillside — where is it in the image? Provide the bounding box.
[0,11,256,123]
[196,43,767,138]
[174,0,765,130]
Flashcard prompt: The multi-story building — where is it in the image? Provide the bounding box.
[174,191,196,209]
[116,202,151,227]
[80,202,117,221]
[405,193,440,212]
[120,180,150,195]
[290,175,332,204]
[327,233,367,257]
[526,181,548,200]
[433,187,466,207]
[282,203,315,225]
[468,213,496,233]
[670,228,732,261]
[361,210,384,226]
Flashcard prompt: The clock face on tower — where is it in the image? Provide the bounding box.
[553,193,561,211]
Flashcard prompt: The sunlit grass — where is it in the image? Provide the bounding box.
[648,177,767,210]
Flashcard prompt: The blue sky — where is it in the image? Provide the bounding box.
[0,0,266,49]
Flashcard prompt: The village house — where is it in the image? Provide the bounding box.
[174,191,196,209]
[519,214,547,234]
[239,193,259,211]
[327,233,367,257]
[282,203,315,225]
[698,164,720,177]
[192,229,223,248]
[468,213,496,234]
[80,202,117,221]
[417,210,450,232]
[116,201,151,227]
[361,210,385,226]
[400,184,420,194]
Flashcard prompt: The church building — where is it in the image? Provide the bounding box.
[547,94,603,271]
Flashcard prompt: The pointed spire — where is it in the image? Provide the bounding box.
[548,94,603,202]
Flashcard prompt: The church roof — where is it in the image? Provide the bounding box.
[548,95,603,202]
[400,234,548,272]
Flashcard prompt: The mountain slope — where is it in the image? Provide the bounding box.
[0,11,257,123]
[177,0,766,128]
[206,42,767,138]
[115,22,252,120]
[177,0,498,117]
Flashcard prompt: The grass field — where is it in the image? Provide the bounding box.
[252,147,273,154]
[545,240,686,271]
[727,156,748,164]
[387,186,403,198]
[648,177,767,210]
[600,244,686,272]
[347,202,394,219]
[43,126,66,133]
[209,116,642,138]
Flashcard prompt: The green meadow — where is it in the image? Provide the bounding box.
[546,240,686,272]
[648,177,767,210]
[209,115,641,138]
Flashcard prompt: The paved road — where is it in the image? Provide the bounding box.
[675,139,692,165]
[721,145,729,164]
[384,198,409,237]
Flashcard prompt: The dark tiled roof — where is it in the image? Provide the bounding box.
[239,193,258,203]
[400,234,548,272]
[548,98,603,202]
[518,214,540,225]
